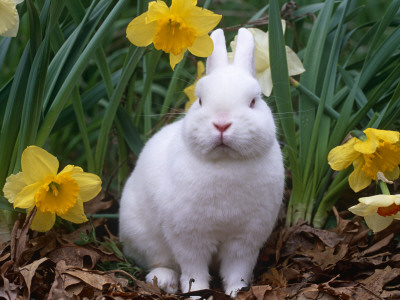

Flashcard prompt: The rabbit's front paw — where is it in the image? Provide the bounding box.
[146,267,179,294]
[225,282,248,298]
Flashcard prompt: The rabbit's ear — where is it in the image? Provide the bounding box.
[233,28,255,75]
[206,29,228,74]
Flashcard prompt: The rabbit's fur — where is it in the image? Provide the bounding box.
[119,28,284,297]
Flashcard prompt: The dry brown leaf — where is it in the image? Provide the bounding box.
[63,268,123,291]
[11,209,36,267]
[381,289,400,298]
[318,282,353,299]
[63,274,85,298]
[296,291,338,300]
[18,257,49,298]
[359,233,394,257]
[261,268,287,288]
[48,260,69,300]
[59,218,105,244]
[17,231,58,265]
[83,191,113,215]
[0,252,10,265]
[48,245,101,269]
[0,283,19,300]
[295,224,343,249]
[359,266,400,295]
[1,260,20,300]
[251,285,272,300]
[0,241,9,256]
[237,289,257,300]
[305,244,348,271]
[179,288,232,300]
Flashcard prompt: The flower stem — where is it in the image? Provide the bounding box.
[379,181,390,195]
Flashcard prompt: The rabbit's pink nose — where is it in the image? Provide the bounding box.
[213,122,232,133]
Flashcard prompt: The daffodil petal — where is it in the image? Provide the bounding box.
[146,0,170,22]
[328,138,359,171]
[365,128,400,144]
[58,201,88,224]
[227,51,234,63]
[348,202,376,217]
[13,182,41,209]
[184,61,204,111]
[188,34,213,57]
[247,28,269,72]
[59,165,83,176]
[30,209,56,232]
[353,130,378,154]
[169,51,185,70]
[21,146,59,184]
[395,195,400,205]
[184,84,196,111]
[0,0,19,37]
[281,20,286,34]
[256,68,273,97]
[349,157,371,192]
[286,46,305,76]
[364,212,394,233]
[3,172,26,204]
[384,166,400,181]
[184,6,222,36]
[126,12,157,47]
[196,60,205,76]
[170,0,193,15]
[359,194,396,207]
[71,172,102,202]
[1,17,19,37]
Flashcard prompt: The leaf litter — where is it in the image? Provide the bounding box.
[1,206,400,299]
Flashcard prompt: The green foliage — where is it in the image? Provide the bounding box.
[269,0,400,227]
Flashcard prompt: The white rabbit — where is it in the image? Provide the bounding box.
[119,28,284,297]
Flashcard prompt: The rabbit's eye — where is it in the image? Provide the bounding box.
[199,98,202,106]
[250,98,256,108]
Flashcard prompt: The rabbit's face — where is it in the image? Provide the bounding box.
[183,66,277,160]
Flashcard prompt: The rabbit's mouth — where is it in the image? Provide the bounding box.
[213,141,235,153]
[216,143,230,149]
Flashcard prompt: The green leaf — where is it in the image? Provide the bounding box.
[298,0,334,173]
[36,0,126,148]
[94,46,145,174]
[269,0,301,225]
[0,196,14,211]
[15,34,51,172]
[26,0,43,58]
[117,108,144,156]
[0,47,31,187]
[0,38,11,75]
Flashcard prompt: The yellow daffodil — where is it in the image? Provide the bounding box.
[0,0,23,37]
[184,60,205,111]
[349,194,400,232]
[3,146,102,232]
[328,128,400,193]
[229,21,305,97]
[126,0,221,70]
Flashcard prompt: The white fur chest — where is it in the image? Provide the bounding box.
[155,145,283,240]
